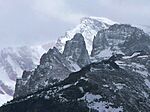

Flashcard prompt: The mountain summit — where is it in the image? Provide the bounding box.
[55,17,117,55]
[0,16,150,112]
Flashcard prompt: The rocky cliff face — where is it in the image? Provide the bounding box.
[14,47,71,98]
[11,22,150,111]
[1,17,150,111]
[63,33,90,68]
[55,17,117,54]
[14,34,90,98]
[0,55,150,112]
[91,24,150,60]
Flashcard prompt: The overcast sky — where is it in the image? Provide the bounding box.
[0,0,150,48]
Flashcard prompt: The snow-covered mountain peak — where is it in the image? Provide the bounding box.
[55,16,117,54]
[2,16,150,111]
[82,16,118,26]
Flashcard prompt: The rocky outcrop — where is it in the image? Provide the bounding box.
[55,17,117,54]
[63,33,90,68]
[14,33,91,98]
[91,24,150,60]
[13,24,150,99]
[2,16,150,111]
[1,56,150,112]
[14,47,71,98]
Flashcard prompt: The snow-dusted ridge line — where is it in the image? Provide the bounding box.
[88,16,118,25]
[1,16,150,109]
[55,16,118,54]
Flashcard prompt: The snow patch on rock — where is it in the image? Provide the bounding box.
[79,92,123,112]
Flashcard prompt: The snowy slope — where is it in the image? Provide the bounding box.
[55,17,117,54]
[0,44,54,106]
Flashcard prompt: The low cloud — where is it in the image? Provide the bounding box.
[0,0,150,48]
[33,0,86,24]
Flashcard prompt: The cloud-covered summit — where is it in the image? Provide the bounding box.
[0,0,149,48]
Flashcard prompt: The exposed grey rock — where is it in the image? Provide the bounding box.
[14,33,91,98]
[91,33,109,57]
[55,17,117,54]
[91,24,150,60]
[7,22,150,112]
[14,71,33,98]
[14,47,71,98]
[1,57,150,112]
[63,33,91,68]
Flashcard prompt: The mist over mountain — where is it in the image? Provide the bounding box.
[0,43,54,106]
[0,16,150,112]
